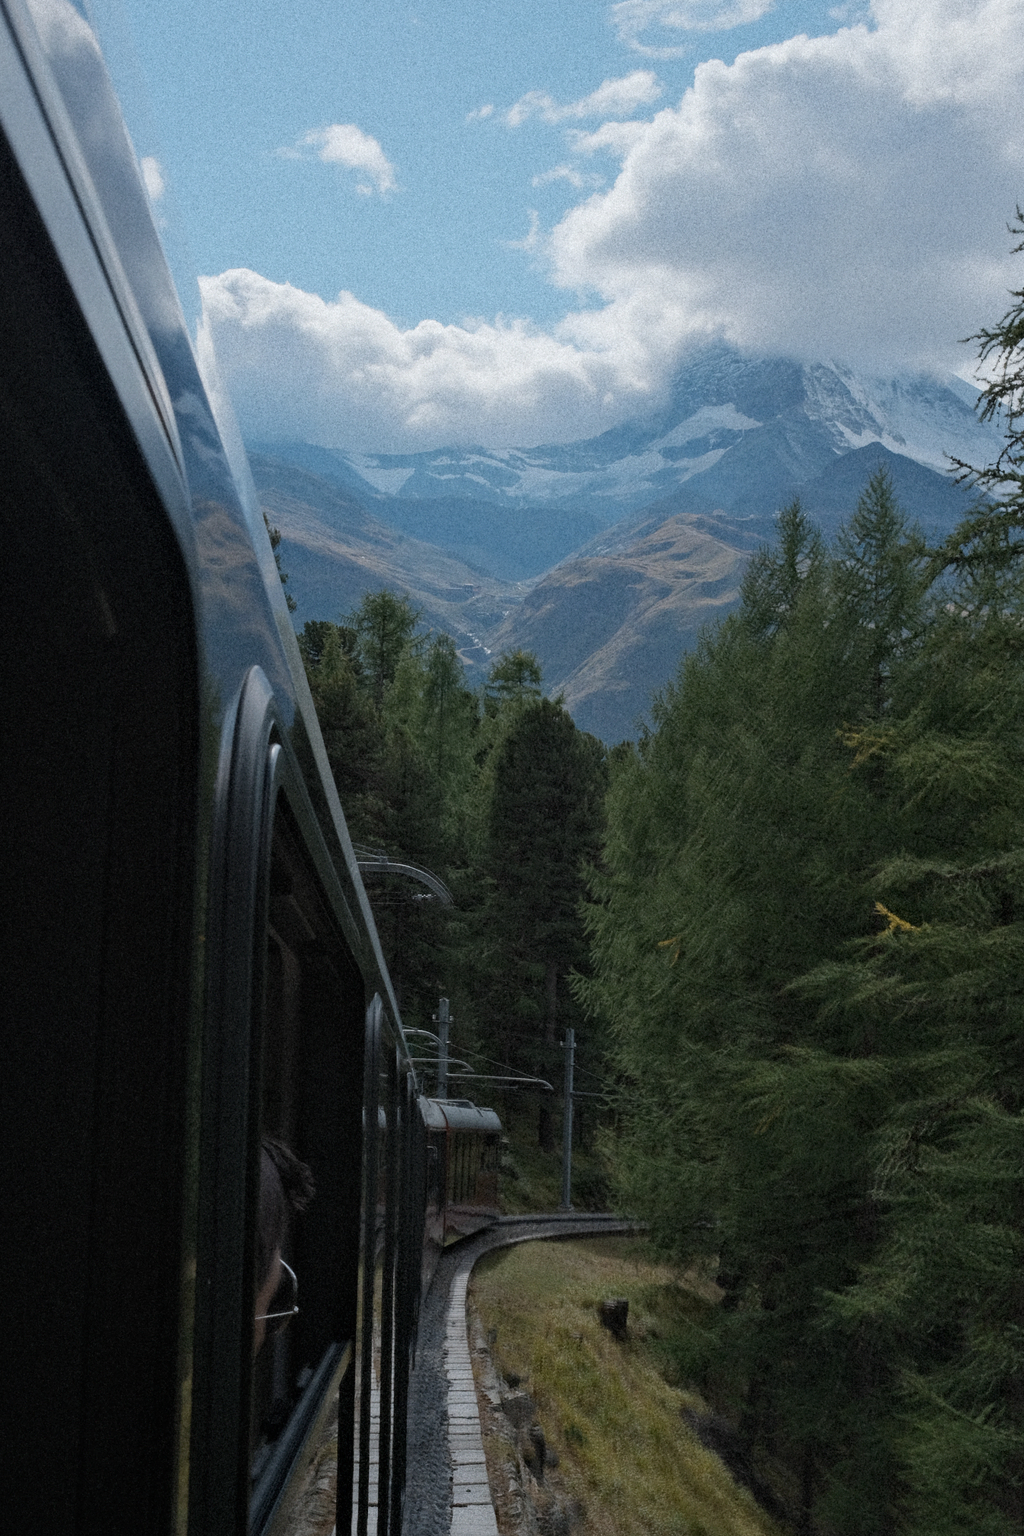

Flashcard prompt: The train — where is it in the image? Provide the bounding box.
[1,2,502,1532]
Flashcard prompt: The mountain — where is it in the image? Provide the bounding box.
[611,439,986,550]
[485,512,748,742]
[254,345,1002,542]
[254,450,751,737]
[488,444,986,742]
[252,454,525,670]
[251,345,1004,741]
[249,441,607,580]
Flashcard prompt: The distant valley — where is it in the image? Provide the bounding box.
[252,344,998,743]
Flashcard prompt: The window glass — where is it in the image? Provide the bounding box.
[250,792,364,1534]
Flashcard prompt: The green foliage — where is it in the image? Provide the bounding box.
[296,617,609,1157]
[298,598,462,1022]
[583,445,1024,1530]
[484,647,543,715]
[956,205,1024,488]
[346,587,421,708]
[478,694,607,1148]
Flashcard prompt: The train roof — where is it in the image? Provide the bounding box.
[419,1098,502,1135]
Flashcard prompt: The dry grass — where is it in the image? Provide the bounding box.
[469,1237,782,1536]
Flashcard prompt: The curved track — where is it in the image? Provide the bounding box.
[405,1214,643,1536]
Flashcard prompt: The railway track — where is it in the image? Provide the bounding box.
[404,1214,643,1536]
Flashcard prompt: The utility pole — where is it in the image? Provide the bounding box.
[433,996,450,1099]
[560,1027,575,1210]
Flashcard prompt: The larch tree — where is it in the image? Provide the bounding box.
[582,430,1024,1532]
[482,695,606,1149]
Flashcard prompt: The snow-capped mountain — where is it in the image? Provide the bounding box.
[254,344,1007,741]
[256,345,1003,533]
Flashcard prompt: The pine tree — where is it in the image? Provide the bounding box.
[348,588,421,710]
[482,696,605,1148]
[483,648,542,716]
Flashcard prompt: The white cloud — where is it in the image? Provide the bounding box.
[532,165,606,189]
[611,0,775,56]
[205,1,1024,453]
[300,124,396,194]
[550,0,1024,368]
[567,120,651,158]
[198,269,661,452]
[467,103,495,121]
[140,155,165,201]
[505,70,662,126]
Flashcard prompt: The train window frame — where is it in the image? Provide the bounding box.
[250,795,367,1536]
[353,1005,422,1536]
[191,666,373,1536]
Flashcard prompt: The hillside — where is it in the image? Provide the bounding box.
[249,441,606,581]
[252,453,525,671]
[486,513,747,742]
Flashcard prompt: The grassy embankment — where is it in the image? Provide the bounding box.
[470,1237,783,1536]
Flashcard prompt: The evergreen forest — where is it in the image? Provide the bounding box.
[582,218,1024,1534]
[295,597,607,1151]
[291,216,1024,1532]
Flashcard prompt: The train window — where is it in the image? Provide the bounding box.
[193,671,423,1536]
[249,790,366,1536]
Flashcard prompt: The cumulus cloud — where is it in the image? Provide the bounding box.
[611,0,775,56]
[198,269,663,451]
[549,0,1024,370]
[505,70,662,126]
[140,155,165,201]
[300,124,396,194]
[206,1,1024,452]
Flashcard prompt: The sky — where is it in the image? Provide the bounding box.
[89,0,1024,453]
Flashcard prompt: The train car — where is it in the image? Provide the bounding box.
[0,2,497,1533]
[421,1099,503,1261]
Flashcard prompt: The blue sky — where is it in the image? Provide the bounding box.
[88,0,1024,452]
[105,0,836,325]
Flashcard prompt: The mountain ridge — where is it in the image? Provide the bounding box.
[251,345,1003,742]
[252,343,1001,527]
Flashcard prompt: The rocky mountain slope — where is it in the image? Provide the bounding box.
[485,513,747,742]
[253,454,524,671]
[250,442,605,581]
[486,443,985,741]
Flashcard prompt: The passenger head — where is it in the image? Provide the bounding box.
[254,1136,314,1354]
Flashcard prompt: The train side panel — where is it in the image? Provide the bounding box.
[0,6,503,1534]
